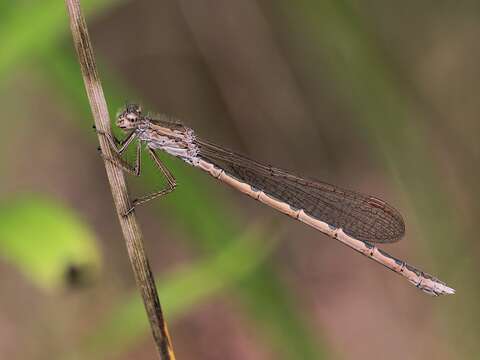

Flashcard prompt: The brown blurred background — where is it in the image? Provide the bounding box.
[0,1,478,359]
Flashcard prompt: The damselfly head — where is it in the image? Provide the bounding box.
[116,104,142,130]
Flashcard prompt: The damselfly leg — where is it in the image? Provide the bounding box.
[96,131,142,176]
[126,148,177,214]
[96,128,177,215]
[95,127,137,155]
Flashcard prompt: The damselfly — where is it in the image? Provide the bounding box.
[99,104,455,296]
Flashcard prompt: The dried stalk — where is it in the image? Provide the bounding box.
[64,1,175,358]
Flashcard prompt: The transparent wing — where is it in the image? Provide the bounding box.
[198,140,405,243]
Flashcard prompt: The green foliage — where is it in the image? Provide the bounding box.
[0,196,100,290]
[0,0,118,81]
[71,225,275,360]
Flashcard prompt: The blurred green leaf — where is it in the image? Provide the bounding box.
[0,195,100,290]
[0,0,119,81]
[72,225,275,360]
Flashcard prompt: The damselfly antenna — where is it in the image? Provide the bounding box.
[126,103,142,115]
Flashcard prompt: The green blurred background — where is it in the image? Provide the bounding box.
[0,1,476,359]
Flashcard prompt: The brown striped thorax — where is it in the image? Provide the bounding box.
[116,104,199,164]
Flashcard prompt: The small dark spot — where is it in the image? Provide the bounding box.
[65,264,89,288]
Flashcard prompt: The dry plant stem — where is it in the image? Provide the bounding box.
[64,1,175,359]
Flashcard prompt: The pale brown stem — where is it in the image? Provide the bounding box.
[64,1,175,358]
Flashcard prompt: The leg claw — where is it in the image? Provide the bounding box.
[93,125,107,136]
[123,204,135,217]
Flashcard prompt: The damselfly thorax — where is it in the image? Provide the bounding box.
[117,105,199,163]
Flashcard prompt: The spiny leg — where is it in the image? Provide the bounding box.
[95,125,141,175]
[100,140,142,176]
[148,147,176,187]
[125,148,177,215]
[95,129,176,215]
[95,126,137,155]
